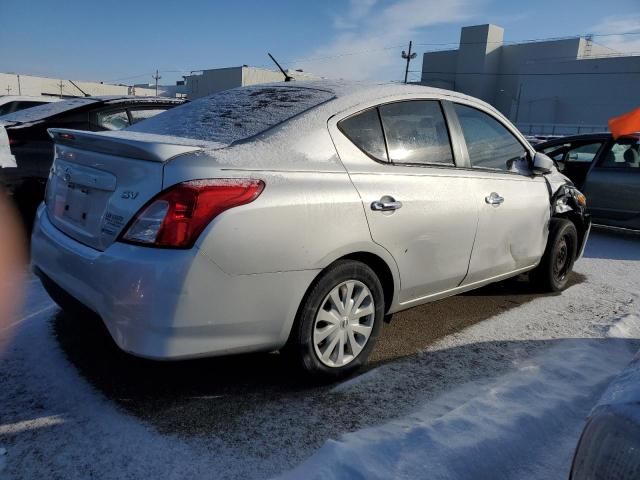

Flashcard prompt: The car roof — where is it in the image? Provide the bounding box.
[0,95,61,105]
[1,96,184,125]
[269,79,487,108]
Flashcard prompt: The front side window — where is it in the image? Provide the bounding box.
[379,101,453,165]
[338,107,388,161]
[596,138,640,169]
[96,110,130,130]
[542,142,603,164]
[454,103,528,172]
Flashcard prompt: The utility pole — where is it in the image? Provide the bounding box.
[401,40,417,84]
[16,74,21,95]
[152,70,162,96]
[5,86,12,95]
[58,80,65,96]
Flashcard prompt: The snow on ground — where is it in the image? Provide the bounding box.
[0,230,639,479]
[281,334,640,480]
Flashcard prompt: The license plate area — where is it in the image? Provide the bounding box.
[54,183,90,226]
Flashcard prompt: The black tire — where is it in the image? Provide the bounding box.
[530,218,578,292]
[284,260,385,379]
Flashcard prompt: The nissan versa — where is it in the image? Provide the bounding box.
[31,82,591,377]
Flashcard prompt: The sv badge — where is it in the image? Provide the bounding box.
[121,191,139,199]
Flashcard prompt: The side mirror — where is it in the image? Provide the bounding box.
[532,152,554,175]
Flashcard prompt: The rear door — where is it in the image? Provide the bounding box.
[329,99,478,303]
[448,102,550,285]
[583,137,640,228]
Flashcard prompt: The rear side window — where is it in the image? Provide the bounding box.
[379,101,453,165]
[96,110,130,130]
[338,107,387,161]
[129,108,168,125]
[128,86,335,145]
[454,104,528,172]
[596,138,640,169]
[0,103,15,116]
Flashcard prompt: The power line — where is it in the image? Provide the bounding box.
[100,30,640,86]
[418,70,640,76]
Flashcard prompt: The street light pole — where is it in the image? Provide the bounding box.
[401,40,417,84]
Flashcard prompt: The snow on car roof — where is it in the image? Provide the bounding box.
[0,96,182,124]
[126,80,490,144]
[0,97,99,123]
[127,84,336,145]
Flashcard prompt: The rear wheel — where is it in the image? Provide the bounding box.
[530,218,578,292]
[285,260,384,378]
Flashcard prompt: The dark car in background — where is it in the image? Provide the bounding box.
[0,96,184,231]
[536,133,640,230]
[0,95,61,116]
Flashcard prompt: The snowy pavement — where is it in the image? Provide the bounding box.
[0,230,639,479]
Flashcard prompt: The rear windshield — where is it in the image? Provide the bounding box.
[127,85,335,145]
[0,98,98,123]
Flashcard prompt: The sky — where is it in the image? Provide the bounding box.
[0,0,639,86]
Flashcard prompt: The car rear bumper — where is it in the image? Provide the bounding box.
[31,205,317,360]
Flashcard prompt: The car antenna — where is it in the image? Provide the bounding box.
[268,53,293,82]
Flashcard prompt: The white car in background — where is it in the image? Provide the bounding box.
[0,95,61,117]
[31,82,591,378]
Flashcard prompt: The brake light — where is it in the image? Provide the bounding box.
[120,178,264,248]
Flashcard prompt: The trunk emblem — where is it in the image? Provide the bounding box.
[121,191,139,199]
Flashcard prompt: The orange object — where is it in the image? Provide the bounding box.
[609,107,640,139]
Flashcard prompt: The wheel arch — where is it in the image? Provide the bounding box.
[552,210,588,258]
[282,249,398,353]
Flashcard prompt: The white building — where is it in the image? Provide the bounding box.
[420,24,640,134]
[183,66,319,99]
[0,72,158,98]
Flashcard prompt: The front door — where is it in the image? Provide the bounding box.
[583,137,640,229]
[449,102,550,285]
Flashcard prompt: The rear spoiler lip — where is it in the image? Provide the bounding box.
[48,128,204,163]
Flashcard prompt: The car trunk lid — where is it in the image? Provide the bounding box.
[45,128,203,251]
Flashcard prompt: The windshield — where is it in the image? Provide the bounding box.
[127,85,334,145]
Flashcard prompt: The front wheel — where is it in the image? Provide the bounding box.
[530,218,578,292]
[284,260,385,378]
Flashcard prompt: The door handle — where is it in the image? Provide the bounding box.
[371,197,403,211]
[485,192,504,205]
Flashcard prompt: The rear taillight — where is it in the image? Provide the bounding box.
[120,178,264,248]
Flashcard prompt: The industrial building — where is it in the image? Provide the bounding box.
[183,66,319,99]
[0,72,157,98]
[420,24,640,134]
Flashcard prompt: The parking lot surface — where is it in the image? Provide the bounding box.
[1,230,639,479]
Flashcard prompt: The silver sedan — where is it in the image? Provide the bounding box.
[31,82,591,378]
